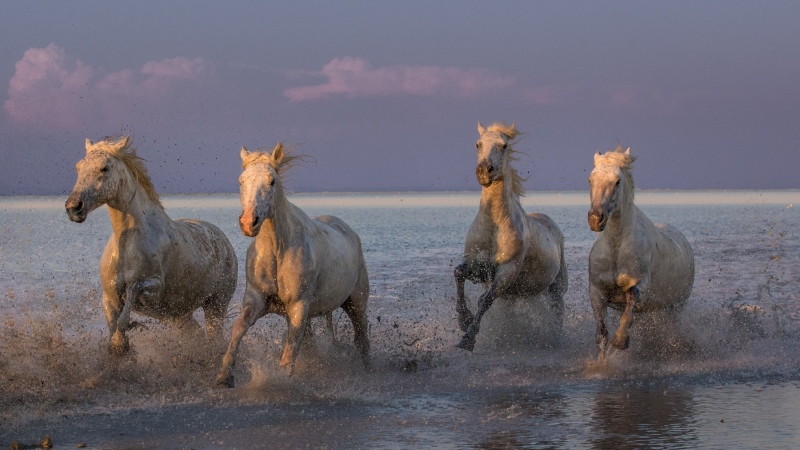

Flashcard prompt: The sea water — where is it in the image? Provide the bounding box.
[1,191,799,448]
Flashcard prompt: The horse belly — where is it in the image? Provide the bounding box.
[512,219,563,295]
[158,220,237,316]
[298,218,365,316]
[308,247,362,316]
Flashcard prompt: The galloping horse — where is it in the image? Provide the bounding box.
[65,136,238,356]
[216,143,370,387]
[455,122,568,351]
[588,146,694,355]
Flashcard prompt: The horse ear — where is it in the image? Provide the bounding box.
[477,122,486,135]
[120,135,130,149]
[510,121,516,131]
[85,138,93,153]
[272,142,284,163]
[240,146,249,161]
[594,151,602,165]
[625,147,631,155]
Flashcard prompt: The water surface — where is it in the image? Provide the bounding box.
[1,191,799,448]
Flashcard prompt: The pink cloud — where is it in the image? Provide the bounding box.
[4,44,213,131]
[284,57,514,101]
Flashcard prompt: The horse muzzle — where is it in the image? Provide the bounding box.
[588,210,606,232]
[65,196,88,223]
[239,213,261,237]
[475,163,495,187]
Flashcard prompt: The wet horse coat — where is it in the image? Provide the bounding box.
[216,143,370,387]
[587,146,695,354]
[455,122,568,351]
[65,136,237,356]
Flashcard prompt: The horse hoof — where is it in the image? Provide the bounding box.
[611,336,630,350]
[279,362,295,377]
[455,335,475,352]
[108,342,130,357]
[215,374,234,388]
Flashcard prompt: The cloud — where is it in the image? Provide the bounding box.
[4,44,213,131]
[284,57,514,101]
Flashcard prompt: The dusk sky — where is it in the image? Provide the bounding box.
[1,1,799,194]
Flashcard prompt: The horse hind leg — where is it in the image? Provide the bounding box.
[342,294,372,372]
[325,311,337,343]
[547,256,568,331]
[203,295,229,349]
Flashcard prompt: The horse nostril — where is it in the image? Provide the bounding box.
[252,216,259,227]
[487,165,495,173]
[74,201,84,212]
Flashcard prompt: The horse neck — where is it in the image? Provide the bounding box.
[479,177,524,226]
[603,187,637,241]
[256,185,305,250]
[106,174,169,237]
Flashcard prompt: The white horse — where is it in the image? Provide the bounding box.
[588,146,694,354]
[455,122,568,351]
[65,136,238,356]
[216,143,370,387]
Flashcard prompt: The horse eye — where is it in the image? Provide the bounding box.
[615,179,621,186]
[100,166,109,173]
[502,143,507,149]
[270,179,276,186]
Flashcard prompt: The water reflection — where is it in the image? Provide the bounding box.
[590,383,698,449]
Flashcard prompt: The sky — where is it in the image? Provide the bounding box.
[1,1,799,195]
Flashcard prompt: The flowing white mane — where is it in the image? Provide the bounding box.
[240,142,307,178]
[91,135,162,208]
[484,122,527,197]
[595,145,637,193]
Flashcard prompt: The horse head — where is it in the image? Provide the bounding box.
[66,137,131,223]
[588,146,636,232]
[238,143,285,237]
[474,122,517,187]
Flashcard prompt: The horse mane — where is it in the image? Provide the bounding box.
[595,145,637,193]
[241,143,309,178]
[485,122,526,197]
[93,135,162,208]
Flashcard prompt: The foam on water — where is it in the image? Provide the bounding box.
[1,191,799,446]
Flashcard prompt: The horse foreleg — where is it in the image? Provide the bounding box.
[454,262,477,332]
[611,286,639,350]
[110,278,161,356]
[456,289,495,351]
[102,291,124,355]
[216,289,266,388]
[279,301,310,377]
[457,263,515,352]
[590,285,609,356]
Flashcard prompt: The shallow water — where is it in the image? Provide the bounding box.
[1,191,799,448]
